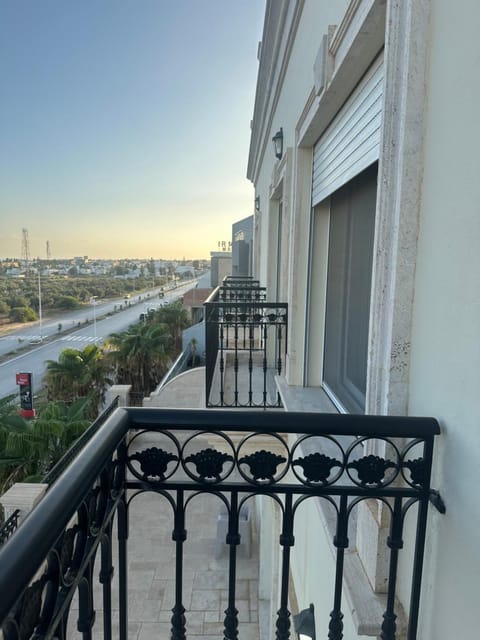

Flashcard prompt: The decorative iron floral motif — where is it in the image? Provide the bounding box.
[16,577,45,640]
[347,455,396,486]
[130,447,178,480]
[60,524,78,576]
[266,313,277,322]
[184,448,233,482]
[402,457,426,486]
[224,313,235,322]
[87,486,101,526]
[238,450,286,482]
[293,453,343,485]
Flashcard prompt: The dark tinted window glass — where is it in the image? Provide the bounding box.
[323,163,377,413]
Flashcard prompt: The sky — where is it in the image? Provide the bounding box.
[0,0,265,260]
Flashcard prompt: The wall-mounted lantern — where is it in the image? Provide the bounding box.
[293,604,316,640]
[272,127,284,160]
[255,196,260,212]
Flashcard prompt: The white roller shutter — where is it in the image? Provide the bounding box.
[312,54,384,206]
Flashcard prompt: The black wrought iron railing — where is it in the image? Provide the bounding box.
[218,286,267,302]
[0,509,20,548]
[204,285,287,408]
[219,276,266,302]
[221,275,260,287]
[0,408,442,640]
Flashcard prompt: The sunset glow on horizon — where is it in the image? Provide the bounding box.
[0,1,265,260]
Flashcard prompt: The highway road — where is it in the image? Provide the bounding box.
[0,280,199,401]
[0,284,178,357]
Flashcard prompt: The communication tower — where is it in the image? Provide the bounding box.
[21,228,31,273]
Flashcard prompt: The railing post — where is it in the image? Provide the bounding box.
[100,522,114,640]
[248,322,254,406]
[224,493,240,640]
[407,437,435,639]
[276,493,294,640]
[77,559,96,639]
[117,439,129,640]
[204,297,220,406]
[381,497,404,640]
[234,320,239,407]
[171,489,187,640]
[329,495,349,640]
[262,322,268,408]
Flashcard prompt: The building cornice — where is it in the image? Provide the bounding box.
[247,0,304,185]
[297,0,386,147]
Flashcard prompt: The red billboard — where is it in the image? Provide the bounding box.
[16,372,35,418]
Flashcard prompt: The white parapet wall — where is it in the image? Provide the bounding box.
[1,482,48,523]
[143,367,206,409]
[104,384,132,407]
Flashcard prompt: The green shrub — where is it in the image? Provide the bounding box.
[55,295,82,310]
[9,306,38,322]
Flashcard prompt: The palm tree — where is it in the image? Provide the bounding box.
[0,396,30,492]
[107,322,173,393]
[44,344,111,413]
[187,337,201,367]
[155,301,190,350]
[28,398,92,476]
[0,398,92,491]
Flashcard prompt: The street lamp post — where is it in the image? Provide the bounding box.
[37,271,43,342]
[91,296,98,340]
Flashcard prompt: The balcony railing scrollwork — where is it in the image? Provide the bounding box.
[0,408,443,640]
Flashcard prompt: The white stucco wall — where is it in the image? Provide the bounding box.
[291,499,372,640]
[250,1,480,637]
[405,1,480,637]
[252,1,349,288]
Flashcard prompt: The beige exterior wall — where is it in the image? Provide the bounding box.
[404,1,480,636]
[248,0,480,638]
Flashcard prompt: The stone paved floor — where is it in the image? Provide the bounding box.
[68,439,260,640]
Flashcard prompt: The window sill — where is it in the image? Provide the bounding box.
[274,375,407,637]
[275,376,339,412]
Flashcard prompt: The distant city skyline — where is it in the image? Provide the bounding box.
[0,254,217,263]
[0,1,265,259]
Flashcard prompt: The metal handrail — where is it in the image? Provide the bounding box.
[155,348,191,392]
[0,408,128,620]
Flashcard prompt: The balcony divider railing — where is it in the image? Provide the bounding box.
[218,286,267,302]
[0,407,443,640]
[0,509,20,548]
[221,275,260,287]
[204,285,287,408]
